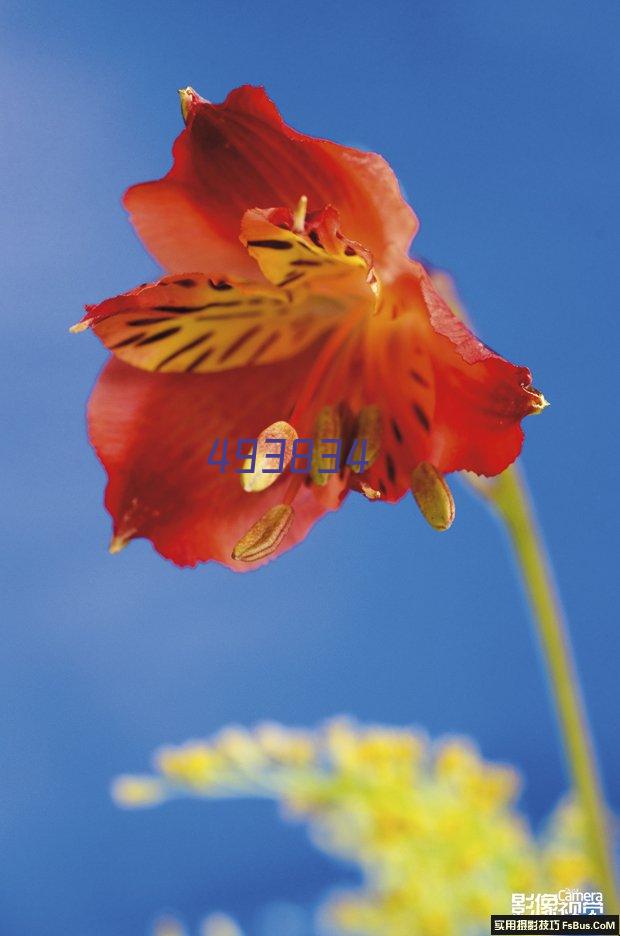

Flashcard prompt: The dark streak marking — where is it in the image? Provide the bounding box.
[111,332,145,349]
[247,239,293,250]
[208,279,233,291]
[309,230,323,248]
[344,245,356,256]
[278,272,304,286]
[410,369,430,387]
[291,259,321,267]
[195,311,262,322]
[156,333,214,370]
[186,348,214,372]
[386,453,396,484]
[153,301,242,313]
[174,278,197,288]
[135,327,181,347]
[245,330,280,365]
[128,317,174,326]
[378,479,387,496]
[218,326,262,364]
[390,419,403,444]
[412,403,431,431]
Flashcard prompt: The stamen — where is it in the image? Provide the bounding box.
[360,481,382,500]
[292,195,308,233]
[241,421,297,493]
[410,462,455,531]
[231,504,294,563]
[353,405,382,473]
[311,406,341,486]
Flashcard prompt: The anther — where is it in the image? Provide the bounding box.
[311,406,341,486]
[353,405,382,473]
[231,504,294,563]
[240,421,297,493]
[360,481,382,500]
[410,462,455,531]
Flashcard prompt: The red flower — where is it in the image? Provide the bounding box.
[75,85,545,569]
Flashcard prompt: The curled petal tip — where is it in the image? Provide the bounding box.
[69,319,91,334]
[411,462,455,532]
[178,86,200,123]
[532,389,550,413]
[232,504,294,562]
[109,532,132,555]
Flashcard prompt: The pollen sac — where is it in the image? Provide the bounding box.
[360,481,382,500]
[241,421,298,493]
[231,504,294,563]
[353,405,382,473]
[410,462,455,532]
[311,406,342,486]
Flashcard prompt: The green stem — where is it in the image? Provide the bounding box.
[483,463,617,909]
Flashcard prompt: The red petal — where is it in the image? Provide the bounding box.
[124,86,417,280]
[87,351,333,569]
[416,265,542,476]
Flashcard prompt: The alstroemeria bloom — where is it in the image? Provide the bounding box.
[75,85,545,569]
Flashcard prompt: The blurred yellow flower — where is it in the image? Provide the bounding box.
[116,720,590,936]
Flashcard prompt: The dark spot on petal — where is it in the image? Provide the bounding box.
[410,369,430,388]
[186,348,214,372]
[156,333,214,370]
[412,403,431,432]
[136,327,181,347]
[218,326,262,364]
[111,332,145,349]
[390,419,403,444]
[247,239,293,250]
[128,317,175,326]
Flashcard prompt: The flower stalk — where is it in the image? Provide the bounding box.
[471,463,618,909]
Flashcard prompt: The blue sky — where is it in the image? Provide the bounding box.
[2,1,619,933]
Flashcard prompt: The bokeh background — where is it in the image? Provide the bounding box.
[2,1,618,933]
